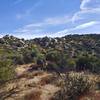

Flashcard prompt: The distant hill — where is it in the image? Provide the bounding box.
[32,34,100,57]
[0,34,100,58]
[0,34,100,73]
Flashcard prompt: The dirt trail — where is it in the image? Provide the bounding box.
[15,63,34,76]
[41,84,59,100]
[79,91,100,100]
[0,64,60,100]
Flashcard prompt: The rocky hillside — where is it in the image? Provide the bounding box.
[33,34,100,57]
[0,34,100,72]
[0,34,100,100]
[1,34,100,57]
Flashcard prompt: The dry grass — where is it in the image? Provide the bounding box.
[23,90,42,100]
[1,69,99,100]
[39,74,55,85]
[52,72,98,100]
[79,91,100,100]
[18,71,44,79]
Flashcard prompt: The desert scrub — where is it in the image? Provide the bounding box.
[0,60,15,83]
[53,72,95,100]
[23,90,42,100]
[95,76,100,90]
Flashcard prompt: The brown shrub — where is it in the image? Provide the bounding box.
[40,75,55,85]
[24,90,42,100]
[52,72,95,100]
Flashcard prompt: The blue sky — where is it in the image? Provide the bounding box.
[0,0,100,39]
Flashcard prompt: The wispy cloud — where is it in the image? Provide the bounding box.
[15,0,42,20]
[54,0,100,37]
[26,15,70,27]
[54,21,100,36]
[80,0,100,10]
[44,16,71,25]
[73,21,100,30]
[14,0,24,5]
[80,0,91,10]
[13,0,100,38]
[14,15,71,35]
[72,0,100,23]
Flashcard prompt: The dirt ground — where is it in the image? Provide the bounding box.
[0,64,60,100]
[0,64,100,100]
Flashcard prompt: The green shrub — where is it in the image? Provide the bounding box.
[76,55,91,71]
[46,62,59,72]
[13,55,24,65]
[46,50,68,71]
[0,60,15,83]
[46,50,61,62]
[67,59,76,71]
[76,54,100,73]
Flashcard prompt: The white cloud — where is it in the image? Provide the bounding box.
[45,16,70,25]
[51,29,69,37]
[14,27,43,34]
[54,0,100,37]
[54,21,100,36]
[73,21,99,30]
[81,0,100,10]
[25,23,43,28]
[72,0,100,23]
[14,0,100,38]
[80,0,91,10]
[25,15,70,27]
[14,15,71,35]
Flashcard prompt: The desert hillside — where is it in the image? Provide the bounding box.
[0,34,100,100]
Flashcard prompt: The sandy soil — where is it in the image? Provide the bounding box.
[0,64,60,100]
